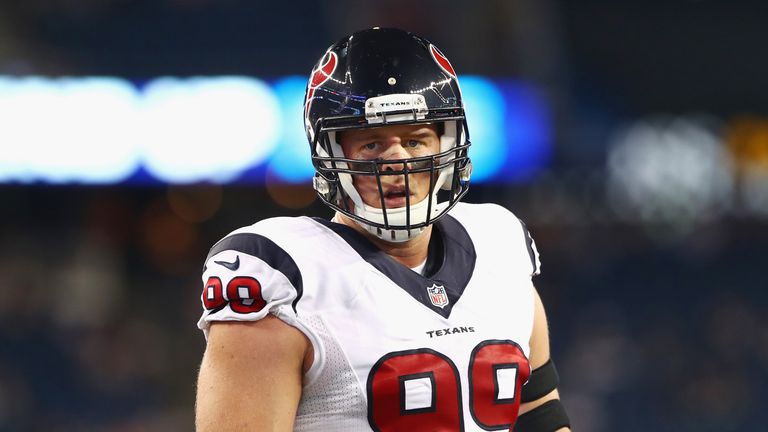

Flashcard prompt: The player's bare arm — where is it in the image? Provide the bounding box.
[516,289,571,432]
[196,316,311,432]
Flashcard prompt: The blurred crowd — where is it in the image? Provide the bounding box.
[0,188,204,431]
[1,185,766,431]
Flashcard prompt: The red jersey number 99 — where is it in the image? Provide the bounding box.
[367,340,530,432]
[201,276,266,314]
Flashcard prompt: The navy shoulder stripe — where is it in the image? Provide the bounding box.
[206,232,304,313]
[518,218,538,276]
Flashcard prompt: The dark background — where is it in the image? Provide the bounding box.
[1,1,767,431]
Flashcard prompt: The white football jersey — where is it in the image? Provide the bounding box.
[197,202,541,431]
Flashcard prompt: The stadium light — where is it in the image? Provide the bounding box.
[0,75,551,185]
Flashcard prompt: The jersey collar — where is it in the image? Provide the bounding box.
[312,214,476,318]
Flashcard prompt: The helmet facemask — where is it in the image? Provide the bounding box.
[311,116,471,242]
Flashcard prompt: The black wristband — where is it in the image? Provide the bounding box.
[514,399,570,432]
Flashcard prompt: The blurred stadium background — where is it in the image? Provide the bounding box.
[1,1,767,431]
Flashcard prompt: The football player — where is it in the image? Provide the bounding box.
[195,28,570,432]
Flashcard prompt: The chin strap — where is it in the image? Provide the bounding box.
[332,212,426,243]
[358,220,427,243]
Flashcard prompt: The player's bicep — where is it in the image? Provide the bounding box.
[527,288,550,369]
[515,289,571,431]
[196,316,308,432]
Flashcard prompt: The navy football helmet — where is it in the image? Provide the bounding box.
[305,28,472,242]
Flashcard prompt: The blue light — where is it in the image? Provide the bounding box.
[500,81,552,182]
[267,76,315,183]
[460,76,507,182]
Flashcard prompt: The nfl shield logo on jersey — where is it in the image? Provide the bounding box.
[427,284,449,308]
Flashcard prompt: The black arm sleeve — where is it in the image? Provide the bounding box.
[514,399,570,432]
[521,359,559,403]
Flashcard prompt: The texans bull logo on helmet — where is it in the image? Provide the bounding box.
[304,51,338,120]
[429,44,457,79]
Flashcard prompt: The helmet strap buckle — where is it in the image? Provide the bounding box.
[312,174,336,200]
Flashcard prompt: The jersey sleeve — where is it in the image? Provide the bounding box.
[517,218,542,277]
[196,231,304,339]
